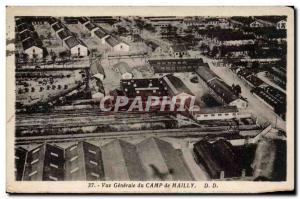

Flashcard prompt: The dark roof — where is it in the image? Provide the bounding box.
[195,66,238,104]
[193,139,242,179]
[52,22,64,32]
[43,144,65,181]
[211,139,241,178]
[48,17,59,25]
[208,79,239,104]
[94,27,108,39]
[195,66,218,82]
[85,22,97,31]
[230,16,255,25]
[249,27,287,39]
[22,37,43,50]
[197,106,238,114]
[255,16,287,23]
[193,140,222,179]
[64,141,105,180]
[252,86,286,108]
[149,58,205,69]
[78,17,89,24]
[57,29,72,40]
[162,74,194,96]
[15,147,28,181]
[18,30,32,41]
[109,88,125,96]
[209,30,256,41]
[145,40,159,51]
[64,36,83,49]
[17,23,34,33]
[105,36,121,47]
[22,144,64,181]
[121,78,168,97]
[16,18,29,27]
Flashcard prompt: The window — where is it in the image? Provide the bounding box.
[32,148,40,154]
[88,149,96,155]
[89,160,98,166]
[204,114,208,117]
[225,113,229,116]
[31,159,39,165]
[91,172,99,178]
[218,114,222,116]
[29,170,38,177]
[69,145,77,151]
[211,114,215,116]
[49,175,58,181]
[70,167,79,174]
[50,163,58,169]
[70,156,78,162]
[50,152,58,157]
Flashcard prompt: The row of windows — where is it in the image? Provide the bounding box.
[18,85,69,94]
[198,112,238,117]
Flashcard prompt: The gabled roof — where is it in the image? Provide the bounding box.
[57,29,73,40]
[18,29,32,41]
[48,17,59,26]
[85,22,97,31]
[145,40,159,51]
[101,139,146,181]
[255,16,287,24]
[208,79,239,104]
[64,141,105,180]
[162,74,194,96]
[17,23,34,33]
[78,17,89,24]
[64,36,87,49]
[230,16,255,25]
[137,137,194,180]
[22,37,43,50]
[170,44,187,52]
[22,144,64,181]
[106,35,129,47]
[52,22,64,32]
[94,27,109,39]
[195,66,218,82]
[105,35,121,47]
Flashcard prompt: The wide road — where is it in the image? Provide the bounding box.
[198,54,286,131]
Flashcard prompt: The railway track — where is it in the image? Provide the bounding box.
[15,124,261,145]
[15,127,256,145]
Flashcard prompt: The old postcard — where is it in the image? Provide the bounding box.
[6,6,294,193]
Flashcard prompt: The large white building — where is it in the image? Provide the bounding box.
[193,106,239,121]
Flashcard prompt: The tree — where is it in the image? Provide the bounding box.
[50,51,57,66]
[47,32,52,42]
[210,46,219,57]
[23,53,29,65]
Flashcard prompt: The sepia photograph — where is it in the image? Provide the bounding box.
[6,6,294,193]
